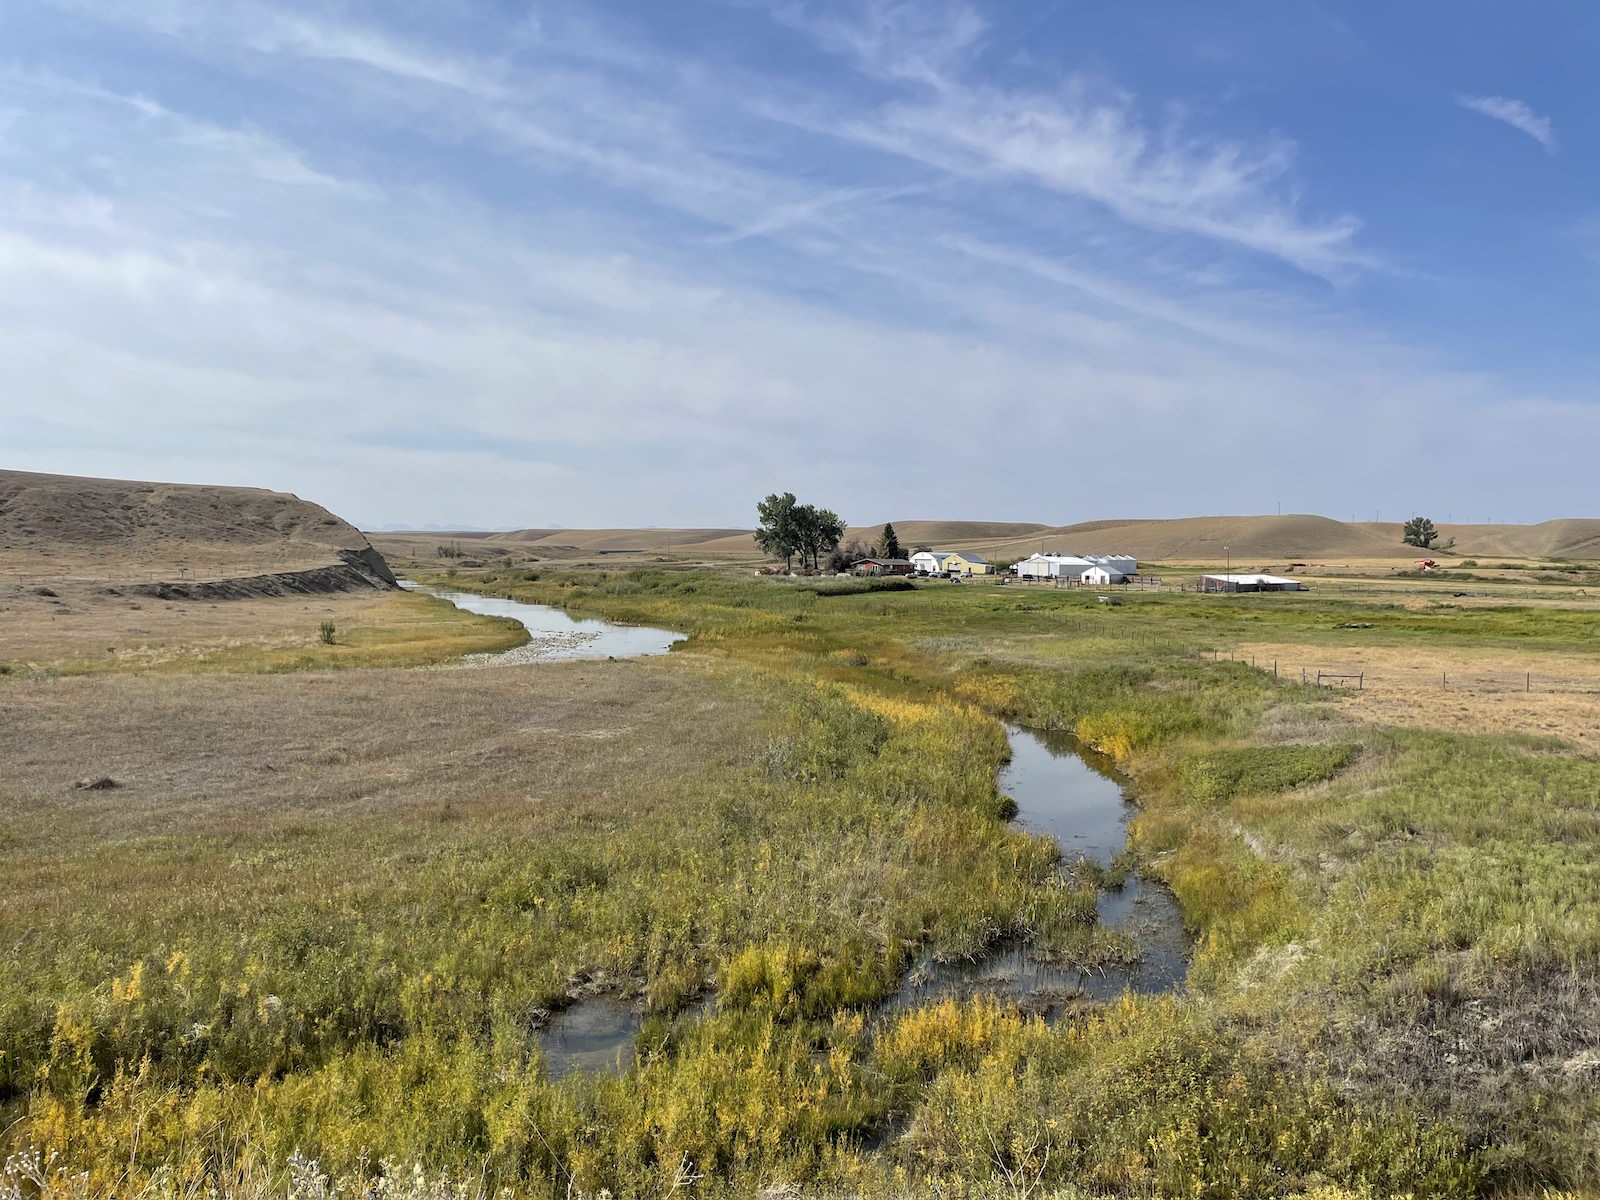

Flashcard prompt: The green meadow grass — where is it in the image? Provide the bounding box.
[6,568,1600,1196]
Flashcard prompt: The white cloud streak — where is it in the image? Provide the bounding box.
[1456,94,1557,153]
[764,0,1369,276]
[0,0,1587,527]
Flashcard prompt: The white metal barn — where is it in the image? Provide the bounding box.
[1201,573,1305,593]
[1015,553,1095,580]
[910,551,953,575]
[1087,554,1138,576]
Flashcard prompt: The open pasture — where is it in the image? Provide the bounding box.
[0,585,526,675]
[6,562,1600,1196]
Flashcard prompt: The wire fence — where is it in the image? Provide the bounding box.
[1207,647,1600,696]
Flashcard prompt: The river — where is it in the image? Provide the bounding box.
[401,581,685,663]
[538,724,1189,1078]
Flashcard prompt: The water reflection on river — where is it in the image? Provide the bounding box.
[402,581,685,663]
[536,725,1189,1078]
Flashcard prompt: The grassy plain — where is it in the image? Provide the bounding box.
[0,585,525,675]
[5,567,1600,1197]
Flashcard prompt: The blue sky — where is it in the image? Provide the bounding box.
[3,0,1595,528]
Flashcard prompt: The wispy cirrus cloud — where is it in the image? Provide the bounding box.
[1456,94,1557,153]
[760,0,1369,277]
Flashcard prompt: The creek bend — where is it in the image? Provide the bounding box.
[886,725,1189,1014]
[401,581,686,663]
[534,723,1190,1079]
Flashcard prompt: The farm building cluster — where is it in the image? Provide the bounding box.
[844,548,1309,593]
[1013,553,1138,584]
[852,549,1142,582]
[849,550,995,577]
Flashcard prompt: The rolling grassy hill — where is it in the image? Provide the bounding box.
[373,513,1600,567]
[0,468,395,584]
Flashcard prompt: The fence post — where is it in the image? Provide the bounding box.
[1526,672,1530,693]
[1442,672,1447,689]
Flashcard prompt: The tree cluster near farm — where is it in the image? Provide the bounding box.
[754,491,845,571]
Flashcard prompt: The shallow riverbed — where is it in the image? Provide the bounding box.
[401,581,685,663]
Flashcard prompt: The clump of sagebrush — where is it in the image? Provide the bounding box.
[318,621,336,645]
[1177,742,1358,805]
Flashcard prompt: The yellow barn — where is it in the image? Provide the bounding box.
[941,552,991,576]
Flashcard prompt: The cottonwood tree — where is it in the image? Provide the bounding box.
[755,492,800,570]
[756,494,846,571]
[1403,516,1439,549]
[877,522,903,560]
[795,505,846,571]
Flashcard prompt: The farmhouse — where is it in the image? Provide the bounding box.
[852,557,913,576]
[910,550,991,576]
[1201,573,1305,593]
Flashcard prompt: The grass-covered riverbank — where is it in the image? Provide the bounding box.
[5,567,1600,1196]
[1,587,528,677]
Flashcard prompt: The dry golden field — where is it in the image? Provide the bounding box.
[1,653,752,892]
[0,584,523,675]
[1232,639,1600,751]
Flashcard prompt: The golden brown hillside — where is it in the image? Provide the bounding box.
[370,513,1600,569]
[0,468,395,585]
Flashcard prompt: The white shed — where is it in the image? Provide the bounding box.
[1083,566,1127,585]
[910,551,953,576]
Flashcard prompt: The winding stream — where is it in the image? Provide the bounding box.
[886,726,1189,1014]
[401,581,685,663]
[536,725,1190,1078]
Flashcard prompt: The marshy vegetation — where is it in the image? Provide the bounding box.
[5,567,1600,1196]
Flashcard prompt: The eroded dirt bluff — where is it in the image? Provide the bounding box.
[0,468,398,591]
